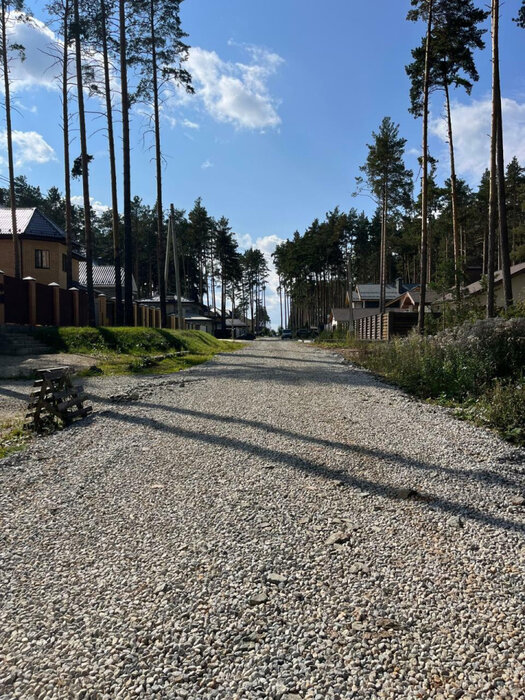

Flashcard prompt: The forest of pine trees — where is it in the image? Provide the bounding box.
[0,1,524,332]
[0,0,271,330]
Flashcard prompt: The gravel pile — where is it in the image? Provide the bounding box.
[1,339,524,699]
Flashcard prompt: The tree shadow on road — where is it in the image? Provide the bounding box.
[97,404,525,536]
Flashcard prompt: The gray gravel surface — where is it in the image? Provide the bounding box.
[1,339,525,699]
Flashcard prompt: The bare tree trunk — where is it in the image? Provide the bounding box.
[73,0,96,325]
[487,0,498,318]
[119,0,133,324]
[62,0,73,289]
[418,0,433,334]
[1,0,20,278]
[444,79,461,302]
[379,186,386,314]
[493,1,513,308]
[100,0,122,322]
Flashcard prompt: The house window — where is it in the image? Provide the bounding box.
[62,253,67,272]
[35,249,50,269]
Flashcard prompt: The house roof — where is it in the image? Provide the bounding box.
[354,283,401,301]
[225,318,247,327]
[466,262,525,296]
[79,262,138,293]
[386,288,439,307]
[331,307,378,322]
[137,294,194,304]
[0,207,65,240]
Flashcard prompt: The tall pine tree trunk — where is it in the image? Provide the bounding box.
[62,0,73,288]
[418,0,433,334]
[493,0,513,308]
[101,0,122,323]
[487,0,498,318]
[73,0,95,325]
[150,0,166,327]
[444,79,461,303]
[1,0,20,278]
[119,0,133,324]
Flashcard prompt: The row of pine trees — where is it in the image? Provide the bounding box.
[275,0,525,332]
[0,0,270,330]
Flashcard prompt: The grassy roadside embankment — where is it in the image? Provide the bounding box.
[0,327,241,458]
[33,326,239,376]
[317,318,525,445]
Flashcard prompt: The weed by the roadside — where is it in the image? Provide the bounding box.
[0,420,31,459]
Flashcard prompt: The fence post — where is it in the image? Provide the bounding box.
[133,302,138,327]
[0,270,4,325]
[69,287,79,326]
[24,277,36,326]
[49,282,60,326]
[97,294,107,326]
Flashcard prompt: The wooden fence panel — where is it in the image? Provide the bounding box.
[4,275,28,324]
[35,283,54,326]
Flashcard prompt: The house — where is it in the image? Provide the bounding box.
[386,287,439,312]
[464,262,525,307]
[225,318,248,338]
[346,279,418,308]
[432,263,525,311]
[184,315,215,334]
[328,307,379,331]
[136,294,203,318]
[0,207,83,288]
[78,261,138,298]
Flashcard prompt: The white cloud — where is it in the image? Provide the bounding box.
[0,129,56,167]
[182,119,200,130]
[71,195,110,217]
[430,97,525,181]
[3,14,59,92]
[201,159,213,169]
[185,45,283,130]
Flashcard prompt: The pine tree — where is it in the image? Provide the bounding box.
[406,0,488,303]
[357,117,412,314]
[128,0,193,326]
[1,1,29,279]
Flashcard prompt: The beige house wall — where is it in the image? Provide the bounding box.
[0,238,79,288]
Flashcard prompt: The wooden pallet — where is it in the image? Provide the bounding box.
[25,367,92,433]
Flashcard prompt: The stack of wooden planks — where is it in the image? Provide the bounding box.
[25,367,92,433]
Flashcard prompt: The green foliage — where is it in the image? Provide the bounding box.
[33,326,232,356]
[337,319,525,443]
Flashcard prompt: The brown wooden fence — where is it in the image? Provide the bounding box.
[356,311,420,341]
[0,271,186,329]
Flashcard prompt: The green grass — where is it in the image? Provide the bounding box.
[316,319,525,445]
[34,327,241,377]
[0,419,31,459]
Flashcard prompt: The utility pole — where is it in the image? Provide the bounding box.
[345,235,355,336]
[170,204,184,330]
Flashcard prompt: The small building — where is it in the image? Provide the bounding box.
[78,262,138,298]
[225,318,248,338]
[328,307,379,331]
[386,287,439,312]
[136,295,203,318]
[0,207,83,288]
[184,315,215,334]
[347,279,418,309]
[464,262,525,307]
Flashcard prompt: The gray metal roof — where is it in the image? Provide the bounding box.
[0,207,66,240]
[355,284,400,301]
[79,262,138,293]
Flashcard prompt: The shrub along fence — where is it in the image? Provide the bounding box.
[0,271,185,329]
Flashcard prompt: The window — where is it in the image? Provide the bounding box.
[35,250,50,269]
[62,253,67,272]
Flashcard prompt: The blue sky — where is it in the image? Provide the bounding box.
[1,0,525,325]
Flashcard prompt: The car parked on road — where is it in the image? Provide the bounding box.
[281,329,293,340]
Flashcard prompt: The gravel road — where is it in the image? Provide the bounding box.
[1,339,524,699]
